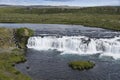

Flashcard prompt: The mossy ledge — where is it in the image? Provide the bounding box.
[15,27,34,49]
[0,27,34,80]
[69,61,95,71]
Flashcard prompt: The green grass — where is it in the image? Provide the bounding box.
[0,48,31,80]
[69,61,95,71]
[16,28,34,37]
[0,6,120,30]
[0,27,33,80]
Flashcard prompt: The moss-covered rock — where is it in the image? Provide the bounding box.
[69,61,95,71]
[16,28,34,37]
[15,28,34,49]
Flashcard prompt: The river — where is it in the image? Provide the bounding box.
[0,23,120,80]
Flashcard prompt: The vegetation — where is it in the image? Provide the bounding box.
[0,28,15,48]
[0,27,33,80]
[0,6,120,30]
[0,49,31,80]
[69,61,95,71]
[16,28,34,48]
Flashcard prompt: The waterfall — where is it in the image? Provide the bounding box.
[27,36,120,59]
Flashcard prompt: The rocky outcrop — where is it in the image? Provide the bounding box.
[0,28,16,49]
[0,27,34,49]
[15,28,34,49]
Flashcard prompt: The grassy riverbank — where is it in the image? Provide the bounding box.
[0,6,120,30]
[0,28,33,80]
[0,49,31,80]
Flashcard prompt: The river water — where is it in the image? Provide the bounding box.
[0,23,120,80]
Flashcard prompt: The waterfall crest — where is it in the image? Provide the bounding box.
[27,36,120,59]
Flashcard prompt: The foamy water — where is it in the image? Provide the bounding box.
[27,36,120,59]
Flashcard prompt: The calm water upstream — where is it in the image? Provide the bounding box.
[0,23,120,80]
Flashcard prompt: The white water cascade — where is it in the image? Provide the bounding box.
[27,36,120,59]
